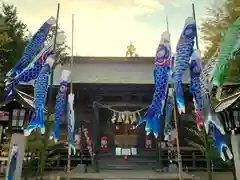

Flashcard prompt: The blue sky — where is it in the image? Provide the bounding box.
[2,0,211,56]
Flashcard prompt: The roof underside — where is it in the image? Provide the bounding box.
[214,91,240,112]
[0,89,47,112]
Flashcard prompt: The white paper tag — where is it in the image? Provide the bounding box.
[115,147,122,156]
[131,147,137,155]
[121,148,131,155]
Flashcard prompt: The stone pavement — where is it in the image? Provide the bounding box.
[48,171,235,180]
[0,171,234,180]
[192,171,234,180]
[56,170,194,180]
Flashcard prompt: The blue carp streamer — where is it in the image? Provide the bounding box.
[189,50,203,115]
[172,17,196,114]
[3,46,54,99]
[24,57,54,136]
[189,50,230,161]
[6,144,18,180]
[210,122,233,161]
[50,70,71,143]
[164,92,173,140]
[6,17,56,77]
[136,31,171,138]
[67,93,76,155]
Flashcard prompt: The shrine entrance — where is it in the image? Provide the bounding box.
[95,103,156,157]
[92,102,158,171]
[112,121,138,156]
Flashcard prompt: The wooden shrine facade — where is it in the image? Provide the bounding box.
[50,56,200,171]
[51,57,239,167]
[1,56,237,171]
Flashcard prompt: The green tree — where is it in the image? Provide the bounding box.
[18,114,60,179]
[185,122,216,180]
[46,26,69,68]
[0,3,29,95]
[0,17,12,91]
[199,0,240,81]
[0,3,29,66]
[0,17,12,51]
[185,117,236,180]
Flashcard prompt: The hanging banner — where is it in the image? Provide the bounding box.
[5,133,25,180]
[0,125,3,144]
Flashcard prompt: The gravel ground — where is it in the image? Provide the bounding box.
[192,171,235,180]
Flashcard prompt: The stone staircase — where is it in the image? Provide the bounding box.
[97,149,158,170]
[98,157,156,170]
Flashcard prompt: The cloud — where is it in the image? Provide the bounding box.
[171,1,181,8]
[2,0,208,56]
[170,0,190,8]
[2,0,167,56]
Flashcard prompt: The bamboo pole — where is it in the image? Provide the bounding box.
[39,3,60,180]
[67,13,74,176]
[166,14,169,32]
[70,14,74,94]
[166,14,183,180]
[171,91,183,180]
[192,3,212,180]
[192,2,199,49]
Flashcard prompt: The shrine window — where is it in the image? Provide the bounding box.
[12,109,25,127]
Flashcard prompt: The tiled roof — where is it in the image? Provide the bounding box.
[54,56,240,85]
[62,56,154,64]
[53,56,190,85]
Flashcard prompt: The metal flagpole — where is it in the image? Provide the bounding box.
[166,14,183,180]
[67,13,74,175]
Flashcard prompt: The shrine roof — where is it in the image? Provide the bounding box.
[53,56,240,85]
[60,56,154,64]
[53,56,189,85]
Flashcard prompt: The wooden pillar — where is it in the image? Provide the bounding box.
[93,102,100,172]
[231,134,240,180]
[192,152,196,168]
[156,89,169,172]
[230,107,240,180]
[7,110,13,135]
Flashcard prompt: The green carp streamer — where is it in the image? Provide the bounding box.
[211,17,240,86]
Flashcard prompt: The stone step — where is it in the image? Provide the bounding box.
[64,170,194,180]
[98,157,157,170]
[99,162,156,170]
[99,157,157,164]
[98,149,159,157]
